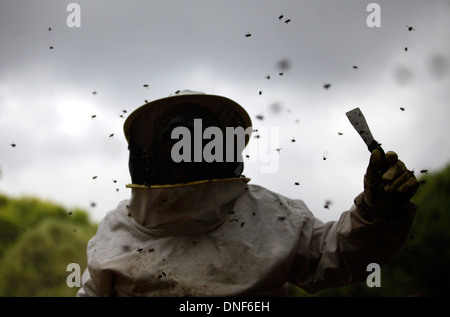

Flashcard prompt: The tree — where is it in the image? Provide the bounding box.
[0,194,97,296]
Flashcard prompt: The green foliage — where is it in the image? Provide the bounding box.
[291,163,450,297]
[0,194,97,296]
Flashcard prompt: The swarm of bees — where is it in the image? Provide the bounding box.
[31,17,429,242]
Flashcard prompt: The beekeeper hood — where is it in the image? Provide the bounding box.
[123,90,252,235]
[124,90,253,187]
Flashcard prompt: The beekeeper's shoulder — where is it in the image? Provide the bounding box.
[92,199,134,239]
[239,183,314,226]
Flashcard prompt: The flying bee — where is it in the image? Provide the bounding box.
[353,65,358,69]
[143,84,149,88]
[338,132,343,136]
[275,147,282,153]
[245,32,252,37]
[266,75,271,80]
[92,176,97,180]
[420,169,428,174]
[285,19,291,24]
[109,133,114,138]
[400,107,405,111]
[279,14,284,20]
[91,114,96,119]
[294,181,300,186]
[92,91,97,95]
[255,114,264,120]
[324,200,332,209]
[277,58,291,71]
[137,248,143,253]
[49,46,54,50]
[158,272,167,278]
[10,143,16,147]
[323,83,331,89]
[406,25,415,31]
[259,91,262,95]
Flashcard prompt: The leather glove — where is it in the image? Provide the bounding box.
[363,149,419,215]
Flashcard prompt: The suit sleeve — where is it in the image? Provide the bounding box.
[288,192,416,294]
[76,236,117,297]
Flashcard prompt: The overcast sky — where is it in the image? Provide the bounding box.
[1,0,449,223]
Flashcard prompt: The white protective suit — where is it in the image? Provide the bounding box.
[77,177,415,296]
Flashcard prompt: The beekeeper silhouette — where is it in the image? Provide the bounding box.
[78,90,419,296]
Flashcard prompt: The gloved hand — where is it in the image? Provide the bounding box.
[363,149,419,215]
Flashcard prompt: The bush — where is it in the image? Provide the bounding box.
[0,194,97,296]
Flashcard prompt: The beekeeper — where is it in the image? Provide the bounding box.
[78,90,419,296]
